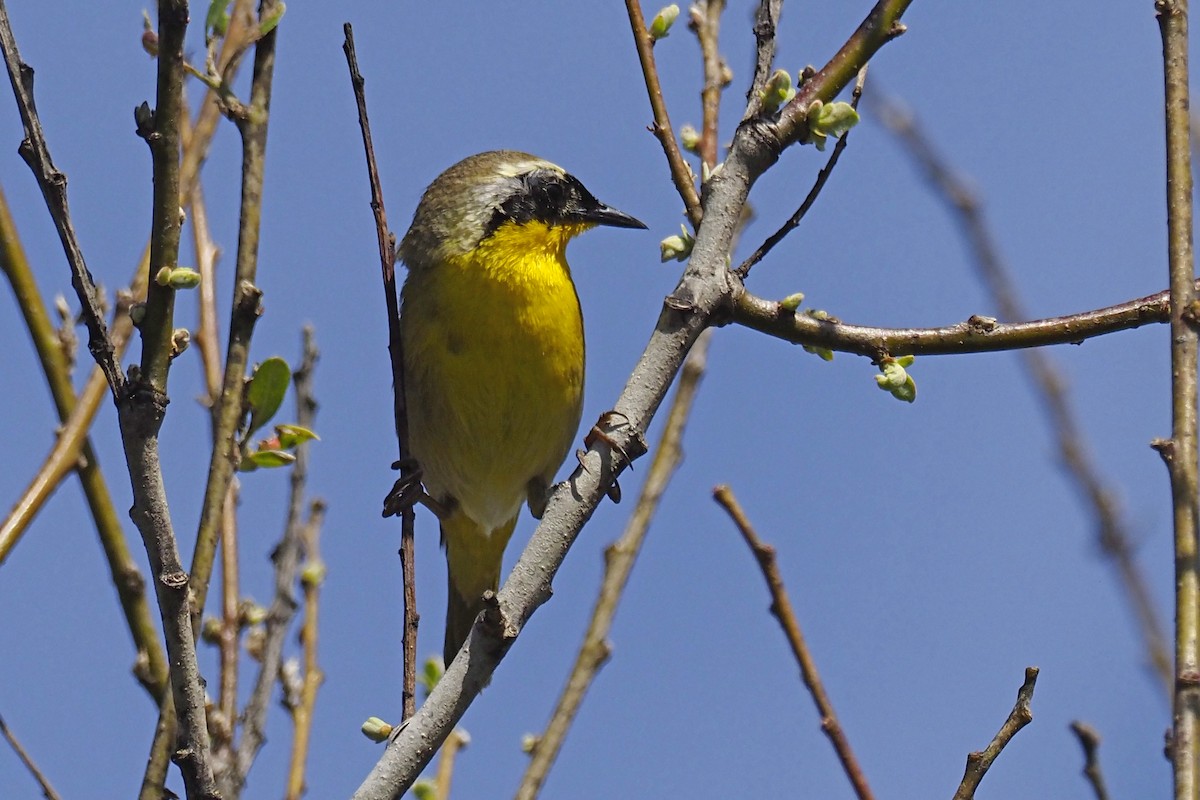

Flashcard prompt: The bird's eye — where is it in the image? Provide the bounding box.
[527,171,570,212]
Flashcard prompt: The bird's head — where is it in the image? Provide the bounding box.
[398,150,646,270]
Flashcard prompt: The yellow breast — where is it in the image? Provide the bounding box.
[400,220,589,531]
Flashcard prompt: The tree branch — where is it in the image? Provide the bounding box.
[342,22,420,723]
[952,667,1039,800]
[625,0,703,227]
[0,0,124,397]
[734,285,1175,359]
[713,485,875,800]
[0,712,62,800]
[189,0,282,626]
[1068,721,1111,800]
[1155,4,1200,798]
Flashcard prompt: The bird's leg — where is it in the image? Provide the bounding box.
[382,457,450,519]
[583,410,638,505]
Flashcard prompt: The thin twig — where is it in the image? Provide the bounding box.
[713,485,875,800]
[1069,721,1111,800]
[743,0,782,120]
[690,1,726,169]
[772,0,911,147]
[625,0,703,227]
[0,712,62,800]
[734,284,1179,359]
[516,331,711,800]
[285,499,327,800]
[233,326,321,794]
[0,0,124,397]
[952,667,1039,800]
[736,65,868,278]
[1155,3,1200,797]
[873,91,1173,696]
[433,730,469,800]
[342,22,420,723]
[189,0,283,626]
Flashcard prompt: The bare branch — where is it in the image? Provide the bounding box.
[736,65,868,278]
[713,485,875,800]
[1069,721,1111,800]
[0,712,62,800]
[744,0,783,119]
[0,0,124,397]
[625,0,703,227]
[342,22,421,723]
[1155,3,1200,797]
[189,0,283,625]
[952,667,1039,800]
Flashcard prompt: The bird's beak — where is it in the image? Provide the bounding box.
[580,204,648,230]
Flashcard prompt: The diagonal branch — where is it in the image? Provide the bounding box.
[713,485,874,800]
[0,0,124,397]
[952,667,1039,800]
[626,0,703,227]
[873,91,1172,696]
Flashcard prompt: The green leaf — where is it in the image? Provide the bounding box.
[246,357,291,436]
[205,0,232,35]
[276,423,319,449]
[259,1,286,36]
[247,449,296,469]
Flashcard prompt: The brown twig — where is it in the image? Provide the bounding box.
[713,485,875,800]
[0,0,124,397]
[690,1,727,169]
[873,91,1173,696]
[515,331,711,800]
[743,0,782,120]
[1069,721,1111,800]
[736,65,868,278]
[1156,3,1200,797]
[0,712,62,800]
[233,326,321,794]
[433,729,469,800]
[189,0,282,627]
[952,667,1039,800]
[285,499,327,800]
[342,22,420,723]
[625,0,703,227]
[734,284,1178,359]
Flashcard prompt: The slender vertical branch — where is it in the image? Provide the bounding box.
[691,1,726,168]
[713,485,875,800]
[625,0,703,227]
[744,0,782,120]
[342,22,420,723]
[190,0,282,624]
[1156,5,1200,800]
[285,499,326,800]
[1069,721,1111,800]
[233,327,321,794]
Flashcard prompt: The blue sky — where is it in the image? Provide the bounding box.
[0,2,1177,797]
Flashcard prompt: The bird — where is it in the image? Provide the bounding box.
[396,150,646,668]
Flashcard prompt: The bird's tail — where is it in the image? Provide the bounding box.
[442,509,518,669]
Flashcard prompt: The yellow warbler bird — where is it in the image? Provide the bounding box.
[397,151,646,667]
